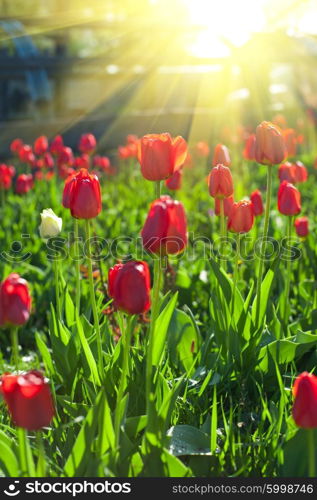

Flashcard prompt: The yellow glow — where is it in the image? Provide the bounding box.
[183,0,266,57]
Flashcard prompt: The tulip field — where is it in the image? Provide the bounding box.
[0,125,317,480]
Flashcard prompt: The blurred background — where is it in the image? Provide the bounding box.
[1,0,317,155]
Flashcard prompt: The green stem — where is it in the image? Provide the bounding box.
[10,328,19,371]
[85,219,104,381]
[0,187,4,208]
[36,431,46,477]
[146,180,162,431]
[114,315,135,450]
[54,259,61,322]
[231,234,240,319]
[219,198,225,264]
[18,427,28,477]
[74,219,81,313]
[308,429,315,478]
[283,216,293,333]
[255,164,273,328]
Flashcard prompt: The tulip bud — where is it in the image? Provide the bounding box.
[15,174,34,195]
[58,147,74,167]
[250,189,264,216]
[0,371,55,431]
[292,372,317,428]
[108,261,151,315]
[243,134,256,161]
[293,161,308,183]
[0,273,32,327]
[141,195,187,255]
[34,135,48,156]
[208,164,233,199]
[215,195,234,217]
[78,133,97,155]
[50,135,64,156]
[283,128,297,158]
[138,133,187,181]
[165,169,183,191]
[0,164,14,190]
[10,138,23,155]
[255,121,286,165]
[196,141,210,158]
[278,162,296,183]
[294,216,309,237]
[18,145,35,165]
[277,181,301,216]
[39,209,62,239]
[62,168,101,219]
[212,144,231,166]
[227,200,254,233]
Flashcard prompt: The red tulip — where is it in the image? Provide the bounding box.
[293,161,308,183]
[50,135,64,156]
[227,200,254,233]
[165,169,183,191]
[43,152,54,169]
[255,121,286,165]
[126,134,138,145]
[74,154,90,170]
[278,162,296,183]
[78,133,97,154]
[0,273,32,327]
[62,168,101,219]
[283,128,297,158]
[57,147,74,167]
[93,156,111,172]
[294,216,309,237]
[196,141,210,158]
[138,133,187,181]
[208,164,233,199]
[212,144,231,166]
[18,145,35,165]
[0,371,55,431]
[10,138,23,155]
[108,261,151,315]
[277,181,301,216]
[243,134,256,161]
[0,164,14,190]
[215,195,234,217]
[292,372,317,428]
[34,135,48,156]
[141,195,187,255]
[250,189,264,216]
[15,174,33,195]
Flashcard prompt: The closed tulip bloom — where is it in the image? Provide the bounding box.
[196,141,210,158]
[0,371,55,431]
[0,164,14,190]
[250,189,264,216]
[43,152,54,169]
[39,208,62,239]
[141,195,187,255]
[243,134,256,161]
[108,261,151,315]
[18,145,35,165]
[208,164,233,199]
[50,135,64,156]
[277,181,301,216]
[283,128,297,158]
[34,135,48,156]
[294,216,309,237]
[138,133,187,181]
[227,200,254,233]
[10,138,23,155]
[293,161,308,183]
[212,144,231,166]
[62,168,101,219]
[278,162,296,183]
[255,121,286,165]
[215,195,234,216]
[0,274,32,327]
[57,147,74,167]
[78,133,97,154]
[292,372,317,428]
[15,174,33,195]
[165,169,183,191]
[126,134,138,145]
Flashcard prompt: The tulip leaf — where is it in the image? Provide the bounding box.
[75,312,101,387]
[152,292,178,367]
[167,308,201,374]
[0,430,19,476]
[167,425,211,456]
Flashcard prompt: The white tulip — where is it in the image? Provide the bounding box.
[39,208,62,239]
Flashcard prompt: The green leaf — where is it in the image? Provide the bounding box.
[167,425,211,456]
[76,312,101,387]
[167,308,200,374]
[35,332,55,375]
[0,431,19,476]
[152,292,178,367]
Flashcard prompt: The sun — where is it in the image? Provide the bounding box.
[182,0,266,57]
